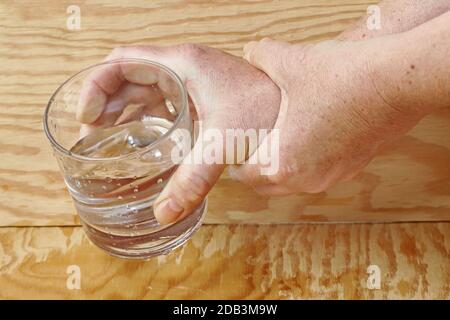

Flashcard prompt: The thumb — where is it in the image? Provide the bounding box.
[153,132,225,225]
[243,38,290,87]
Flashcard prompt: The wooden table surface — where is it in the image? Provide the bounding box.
[1,223,449,299]
[0,0,449,299]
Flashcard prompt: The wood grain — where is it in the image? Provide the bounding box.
[0,0,449,226]
[0,223,448,299]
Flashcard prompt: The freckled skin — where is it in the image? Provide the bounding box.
[230,9,450,195]
[77,44,281,223]
[78,1,450,222]
[337,0,450,41]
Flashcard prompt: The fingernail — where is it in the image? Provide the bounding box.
[76,93,106,123]
[127,69,159,84]
[154,198,184,224]
[79,124,96,139]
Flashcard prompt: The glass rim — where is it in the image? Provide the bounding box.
[43,58,189,162]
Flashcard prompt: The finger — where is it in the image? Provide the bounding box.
[105,83,164,124]
[79,123,96,138]
[243,38,290,86]
[227,164,271,186]
[78,98,130,138]
[78,83,165,137]
[76,61,160,124]
[77,46,187,124]
[112,104,147,126]
[108,83,166,125]
[79,95,128,132]
[76,80,109,124]
[153,137,226,225]
[153,162,225,225]
[157,69,182,111]
[114,101,175,126]
[76,61,127,123]
[227,130,279,186]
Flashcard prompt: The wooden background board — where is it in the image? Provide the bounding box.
[0,223,449,299]
[0,0,449,226]
[0,0,449,301]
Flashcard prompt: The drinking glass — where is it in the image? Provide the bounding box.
[44,59,206,259]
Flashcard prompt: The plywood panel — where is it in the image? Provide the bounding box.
[0,223,448,299]
[0,0,448,226]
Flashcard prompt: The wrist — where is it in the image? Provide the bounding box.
[326,39,426,143]
[364,13,450,117]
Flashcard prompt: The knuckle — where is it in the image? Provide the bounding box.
[178,43,206,62]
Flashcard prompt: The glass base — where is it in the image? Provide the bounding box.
[81,200,207,260]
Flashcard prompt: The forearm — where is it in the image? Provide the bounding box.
[368,10,450,116]
[338,0,450,40]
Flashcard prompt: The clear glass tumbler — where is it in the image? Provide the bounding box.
[44,59,206,259]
